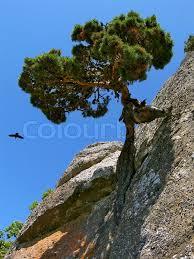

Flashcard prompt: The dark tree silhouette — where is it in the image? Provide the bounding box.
[19,11,173,221]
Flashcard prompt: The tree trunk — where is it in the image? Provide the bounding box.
[113,101,167,224]
[113,83,167,223]
[114,102,136,224]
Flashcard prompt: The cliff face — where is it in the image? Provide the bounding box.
[6,52,194,259]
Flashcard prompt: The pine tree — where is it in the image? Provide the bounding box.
[19,11,173,221]
[19,11,173,127]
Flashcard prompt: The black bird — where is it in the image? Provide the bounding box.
[9,133,24,139]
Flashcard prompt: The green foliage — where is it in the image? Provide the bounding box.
[0,222,23,258]
[42,189,53,200]
[4,221,23,239]
[72,19,103,44]
[0,230,7,258]
[19,11,173,124]
[28,189,53,213]
[184,35,194,52]
[118,45,152,81]
[29,201,39,211]
[0,239,11,259]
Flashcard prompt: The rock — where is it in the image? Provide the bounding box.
[6,52,194,258]
[109,52,194,259]
[6,142,122,258]
[57,142,123,187]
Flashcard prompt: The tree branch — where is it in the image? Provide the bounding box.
[61,77,112,90]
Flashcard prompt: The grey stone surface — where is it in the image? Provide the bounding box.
[7,52,194,258]
[109,52,194,258]
[57,142,123,187]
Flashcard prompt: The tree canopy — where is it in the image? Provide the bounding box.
[19,11,173,124]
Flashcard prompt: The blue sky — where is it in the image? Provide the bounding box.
[0,0,194,230]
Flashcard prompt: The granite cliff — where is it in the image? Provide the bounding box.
[6,52,194,258]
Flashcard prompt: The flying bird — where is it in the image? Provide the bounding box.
[8,133,24,139]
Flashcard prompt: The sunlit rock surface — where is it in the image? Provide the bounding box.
[6,52,194,258]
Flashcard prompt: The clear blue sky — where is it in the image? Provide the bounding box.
[0,0,194,230]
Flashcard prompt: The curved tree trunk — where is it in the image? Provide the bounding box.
[114,102,136,223]
[113,85,166,223]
